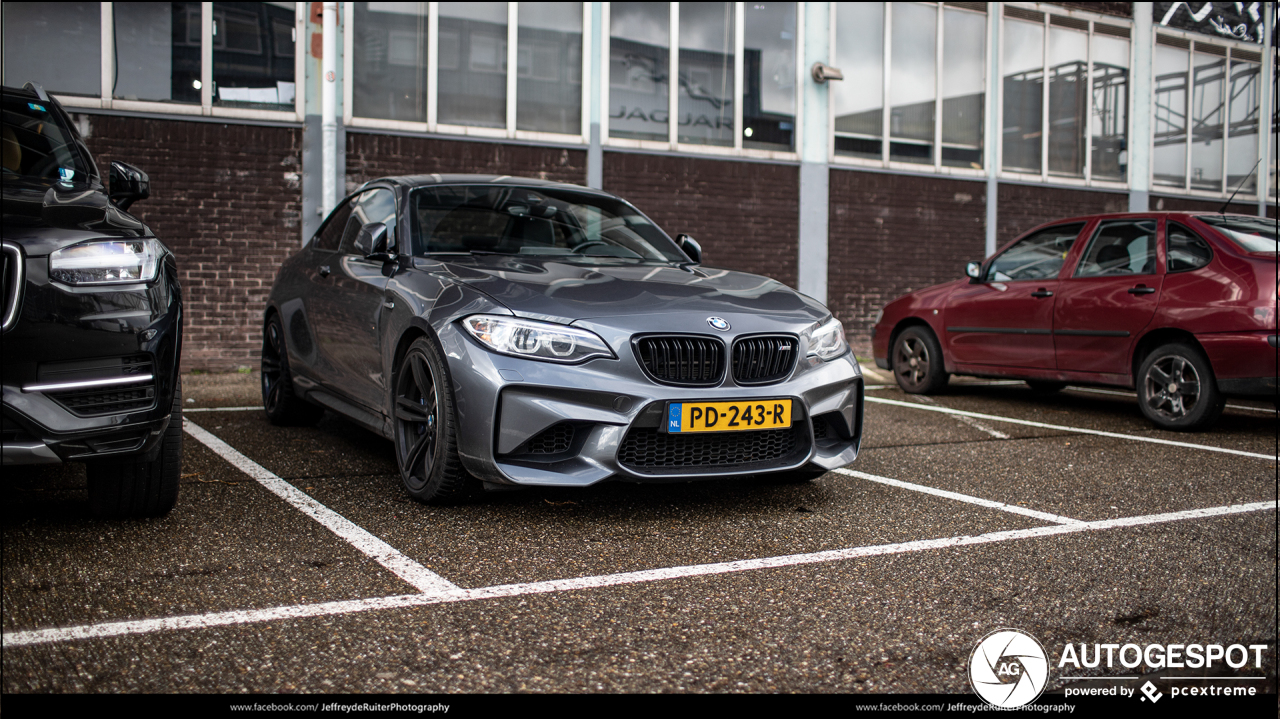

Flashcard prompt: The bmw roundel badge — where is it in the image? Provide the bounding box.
[707,317,730,331]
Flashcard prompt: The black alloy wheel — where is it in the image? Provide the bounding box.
[892,326,949,394]
[1137,343,1224,431]
[261,315,322,425]
[393,337,475,503]
[86,379,182,518]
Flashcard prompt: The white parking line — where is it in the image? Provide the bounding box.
[866,396,1278,461]
[182,419,457,595]
[1065,386,1278,415]
[913,395,1011,439]
[833,468,1080,524]
[6,499,1272,648]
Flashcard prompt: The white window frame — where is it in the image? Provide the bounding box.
[343,2,592,145]
[54,2,304,123]
[602,1,802,161]
[996,2,1133,190]
[828,1,990,179]
[1149,24,1267,201]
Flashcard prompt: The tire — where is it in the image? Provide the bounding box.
[1026,380,1068,394]
[87,380,182,519]
[393,336,478,503]
[1137,343,1224,431]
[892,326,949,394]
[262,314,322,426]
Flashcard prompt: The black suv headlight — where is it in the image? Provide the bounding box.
[49,239,160,285]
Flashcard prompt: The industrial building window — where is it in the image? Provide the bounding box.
[1000,7,1130,184]
[833,2,987,172]
[3,2,301,122]
[348,2,587,139]
[1153,33,1262,196]
[1,3,102,97]
[606,1,799,155]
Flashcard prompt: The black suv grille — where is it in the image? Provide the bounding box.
[618,425,804,474]
[732,335,798,385]
[49,385,156,416]
[635,336,724,386]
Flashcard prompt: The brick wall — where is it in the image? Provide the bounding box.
[828,170,987,355]
[80,115,302,372]
[1152,194,1275,218]
[997,183,1128,245]
[346,132,586,189]
[602,152,800,288]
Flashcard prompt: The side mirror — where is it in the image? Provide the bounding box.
[677,234,702,264]
[109,161,150,211]
[355,222,394,261]
[966,261,982,283]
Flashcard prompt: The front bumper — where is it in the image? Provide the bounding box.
[1,253,181,465]
[438,316,864,487]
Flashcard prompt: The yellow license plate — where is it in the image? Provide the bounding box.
[666,399,792,433]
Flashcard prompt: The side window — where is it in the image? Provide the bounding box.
[336,214,364,255]
[1167,222,1213,273]
[1075,219,1157,278]
[312,198,356,252]
[986,223,1085,282]
[353,188,398,251]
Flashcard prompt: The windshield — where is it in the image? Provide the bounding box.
[1196,215,1278,253]
[1,93,93,186]
[409,184,688,262]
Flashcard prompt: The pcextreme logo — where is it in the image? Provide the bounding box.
[969,628,1050,708]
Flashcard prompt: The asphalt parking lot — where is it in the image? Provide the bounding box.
[3,365,1276,697]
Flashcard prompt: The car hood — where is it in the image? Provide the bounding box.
[2,181,151,255]
[426,254,831,324]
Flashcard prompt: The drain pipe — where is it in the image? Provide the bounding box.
[321,2,338,216]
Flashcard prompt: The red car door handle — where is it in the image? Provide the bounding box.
[1128,286,1155,295]
[1030,289,1053,298]
[318,265,331,278]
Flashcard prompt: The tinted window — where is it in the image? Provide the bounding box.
[986,223,1084,282]
[312,198,355,252]
[1,94,93,184]
[1167,222,1213,273]
[409,185,687,262]
[1075,219,1157,277]
[346,188,398,253]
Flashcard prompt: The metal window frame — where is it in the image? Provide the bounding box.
[344,2,591,144]
[996,2,1135,190]
[55,2,304,122]
[828,1,991,180]
[601,1,801,162]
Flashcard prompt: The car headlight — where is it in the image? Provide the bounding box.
[49,239,160,285]
[462,315,616,364]
[804,316,848,361]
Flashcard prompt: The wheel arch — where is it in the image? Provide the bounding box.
[1131,328,1211,385]
[888,317,937,356]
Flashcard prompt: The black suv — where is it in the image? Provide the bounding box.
[2,83,183,518]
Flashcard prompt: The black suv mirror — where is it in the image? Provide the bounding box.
[355,222,394,261]
[109,161,150,211]
[677,234,702,264]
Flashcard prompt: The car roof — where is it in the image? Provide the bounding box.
[371,174,608,195]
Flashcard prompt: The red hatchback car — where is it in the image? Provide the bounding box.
[871,212,1277,431]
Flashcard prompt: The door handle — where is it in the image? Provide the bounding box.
[318,265,331,278]
[1030,289,1054,298]
[1127,286,1156,295]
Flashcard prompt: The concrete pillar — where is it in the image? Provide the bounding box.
[1129,5,1153,213]
[1257,3,1274,216]
[797,2,830,303]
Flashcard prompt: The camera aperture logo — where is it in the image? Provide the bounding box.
[970,629,1050,708]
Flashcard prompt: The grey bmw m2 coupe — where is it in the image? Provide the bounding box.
[263,175,863,502]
